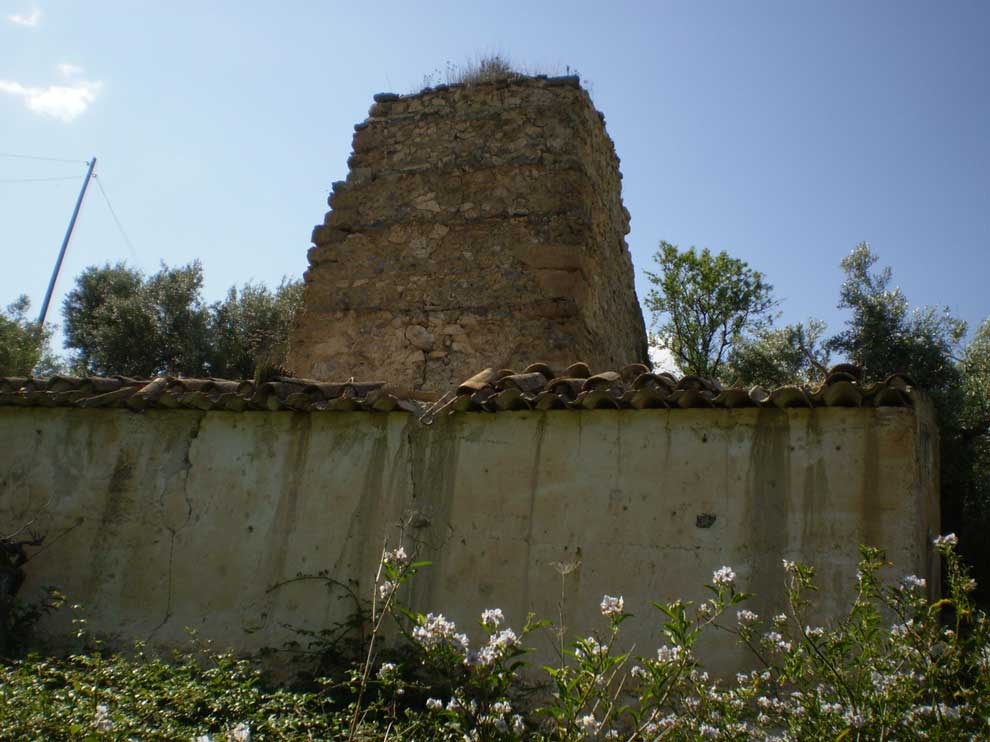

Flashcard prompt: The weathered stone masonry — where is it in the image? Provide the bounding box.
[288,76,649,390]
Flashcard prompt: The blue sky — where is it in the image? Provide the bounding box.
[1,1,988,361]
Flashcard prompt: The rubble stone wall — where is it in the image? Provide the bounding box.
[288,76,649,389]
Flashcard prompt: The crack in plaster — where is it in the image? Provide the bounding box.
[148,412,203,641]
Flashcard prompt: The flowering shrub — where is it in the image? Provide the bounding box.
[0,535,987,740]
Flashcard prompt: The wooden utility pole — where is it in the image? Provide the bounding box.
[38,156,96,326]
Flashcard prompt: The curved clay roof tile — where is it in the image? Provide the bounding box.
[771,386,812,408]
[523,362,556,380]
[819,381,863,407]
[620,363,650,383]
[582,371,623,392]
[827,363,862,381]
[563,362,592,379]
[496,372,549,394]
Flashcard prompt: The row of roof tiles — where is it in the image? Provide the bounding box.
[445,363,916,413]
[0,363,917,416]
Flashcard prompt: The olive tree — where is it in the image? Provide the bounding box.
[62,261,302,379]
[0,296,59,376]
[645,241,777,380]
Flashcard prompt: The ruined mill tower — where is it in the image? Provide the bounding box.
[287,74,649,390]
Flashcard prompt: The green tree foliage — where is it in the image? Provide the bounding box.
[726,320,831,388]
[645,242,777,380]
[62,262,302,379]
[63,262,209,377]
[827,242,968,392]
[0,296,59,376]
[206,280,304,379]
[961,320,990,435]
[956,320,990,579]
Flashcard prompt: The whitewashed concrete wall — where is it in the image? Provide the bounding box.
[0,405,939,673]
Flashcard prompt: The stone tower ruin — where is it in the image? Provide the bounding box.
[288,75,649,390]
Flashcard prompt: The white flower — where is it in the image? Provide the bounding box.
[712,565,736,588]
[426,697,443,710]
[576,636,607,660]
[890,620,914,638]
[902,574,927,590]
[491,700,512,715]
[737,609,759,625]
[413,613,468,654]
[468,628,520,667]
[656,644,685,663]
[95,704,112,732]
[378,580,397,601]
[383,546,409,566]
[229,723,251,742]
[600,594,624,618]
[575,713,600,737]
[631,665,649,679]
[782,559,797,572]
[842,710,866,728]
[699,723,719,739]
[763,631,792,652]
[933,533,958,548]
[772,613,787,627]
[376,662,397,680]
[481,608,504,629]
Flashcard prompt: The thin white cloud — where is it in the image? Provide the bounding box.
[56,63,83,79]
[0,66,102,122]
[7,8,41,27]
[649,345,679,374]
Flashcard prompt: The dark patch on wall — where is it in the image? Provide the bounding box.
[696,513,716,528]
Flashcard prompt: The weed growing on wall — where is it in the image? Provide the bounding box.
[0,536,987,740]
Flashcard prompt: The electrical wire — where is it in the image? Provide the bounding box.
[0,175,84,183]
[0,152,88,165]
[93,174,139,262]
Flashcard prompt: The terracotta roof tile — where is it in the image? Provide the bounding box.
[0,375,438,414]
[434,363,921,414]
[0,364,920,416]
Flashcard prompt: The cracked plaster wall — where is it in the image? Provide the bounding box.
[0,405,938,675]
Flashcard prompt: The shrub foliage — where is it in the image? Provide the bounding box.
[0,537,987,740]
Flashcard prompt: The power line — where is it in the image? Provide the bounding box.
[0,175,84,183]
[0,152,89,165]
[93,174,139,262]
